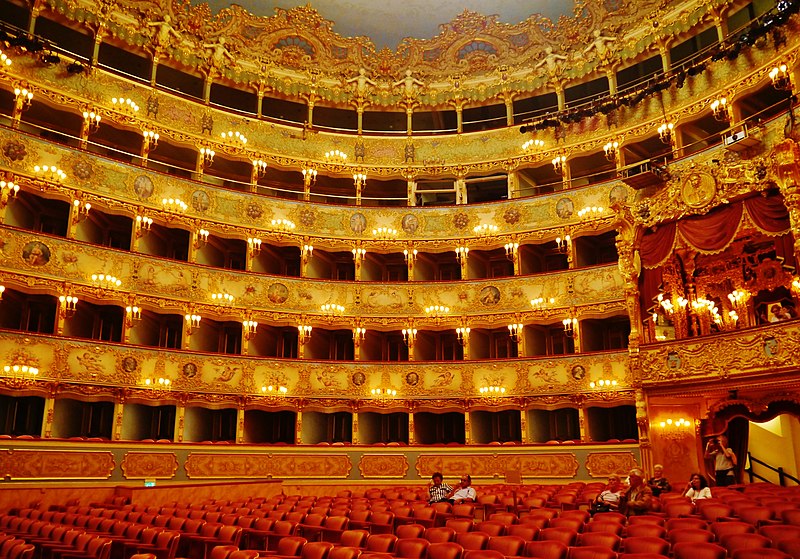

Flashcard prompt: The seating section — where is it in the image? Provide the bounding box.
[4,482,800,559]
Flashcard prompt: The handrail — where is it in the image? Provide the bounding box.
[746,452,800,486]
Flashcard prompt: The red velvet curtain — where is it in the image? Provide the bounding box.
[640,223,677,269]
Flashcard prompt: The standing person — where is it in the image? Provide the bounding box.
[683,473,712,502]
[428,472,452,504]
[446,474,476,504]
[705,435,737,486]
[621,468,653,516]
[647,464,672,496]
[592,474,624,514]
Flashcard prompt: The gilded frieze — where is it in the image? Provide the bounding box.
[415,452,579,479]
[584,452,639,478]
[121,452,179,479]
[184,452,352,479]
[0,449,115,480]
[358,454,410,478]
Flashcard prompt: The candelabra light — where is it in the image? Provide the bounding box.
[211,292,234,304]
[125,304,141,326]
[14,87,33,110]
[353,326,366,341]
[0,50,12,67]
[0,285,5,300]
[590,379,618,389]
[298,323,313,344]
[262,384,288,395]
[603,141,619,162]
[403,248,418,263]
[693,297,722,326]
[221,130,248,146]
[552,154,566,175]
[161,198,188,213]
[136,215,153,236]
[243,320,258,340]
[143,377,171,392]
[352,247,367,260]
[91,273,121,289]
[577,206,604,219]
[372,227,398,239]
[302,165,318,185]
[563,317,577,337]
[555,234,570,252]
[1,180,19,205]
[425,305,450,318]
[353,170,367,188]
[478,384,507,403]
[324,150,348,164]
[657,293,675,314]
[321,303,345,315]
[402,328,417,346]
[658,122,674,145]
[253,159,268,178]
[522,138,544,152]
[195,228,210,248]
[770,63,791,90]
[302,244,314,261]
[456,326,470,345]
[710,97,730,121]
[655,417,695,441]
[143,130,159,151]
[657,417,691,429]
[455,245,469,264]
[111,97,139,114]
[185,313,201,334]
[247,237,262,256]
[473,223,498,237]
[271,219,296,233]
[530,297,555,308]
[72,199,91,222]
[508,323,524,342]
[2,364,39,387]
[59,295,78,317]
[34,165,66,183]
[200,146,215,167]
[371,387,397,398]
[82,110,101,133]
[504,242,519,260]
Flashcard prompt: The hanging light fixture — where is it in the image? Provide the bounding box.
[769,63,791,90]
[657,122,674,145]
[603,141,619,162]
[552,154,566,175]
[710,97,730,121]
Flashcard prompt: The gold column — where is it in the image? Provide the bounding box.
[295,409,303,445]
[236,405,245,444]
[506,169,519,200]
[406,107,413,136]
[464,409,471,445]
[503,95,514,126]
[408,411,415,445]
[657,38,673,74]
[578,402,589,442]
[773,140,800,264]
[42,396,55,438]
[606,67,618,97]
[555,83,565,112]
[174,405,185,442]
[113,400,124,441]
[520,407,529,444]
[635,389,653,474]
[352,411,359,445]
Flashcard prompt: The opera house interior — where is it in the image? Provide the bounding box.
[1,0,800,551]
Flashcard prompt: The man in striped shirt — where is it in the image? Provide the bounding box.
[428,472,452,504]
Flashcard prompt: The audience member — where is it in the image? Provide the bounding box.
[428,471,452,504]
[446,474,476,504]
[621,468,653,516]
[592,474,624,514]
[705,434,737,486]
[683,472,712,502]
[647,463,672,496]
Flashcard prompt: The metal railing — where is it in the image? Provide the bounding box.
[746,452,800,486]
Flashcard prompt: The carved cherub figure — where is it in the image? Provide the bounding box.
[147,15,181,48]
[394,69,424,99]
[534,47,567,78]
[203,37,234,67]
[347,68,377,98]
[583,29,616,62]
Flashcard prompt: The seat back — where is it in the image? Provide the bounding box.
[522,540,568,559]
[455,532,489,551]
[396,524,426,540]
[208,545,238,559]
[425,528,456,543]
[366,534,398,553]
[625,525,666,539]
[576,532,621,551]
[328,547,361,559]
[228,552,260,559]
[394,539,429,559]
[274,536,307,557]
[667,528,715,544]
[621,536,670,555]
[446,519,474,534]
[672,541,726,559]
[487,535,524,556]
[339,530,369,548]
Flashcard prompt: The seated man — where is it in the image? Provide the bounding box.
[446,474,476,504]
[621,468,653,516]
[428,471,453,504]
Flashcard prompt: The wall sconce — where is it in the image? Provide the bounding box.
[403,248,418,263]
[352,247,367,261]
[324,150,348,164]
[211,292,234,305]
[2,364,39,387]
[72,199,91,223]
[14,87,33,110]
[125,305,141,326]
[59,295,78,317]
[692,297,722,326]
[590,379,618,389]
[185,313,201,334]
[34,165,66,183]
[603,141,619,162]
[302,244,314,262]
[371,387,397,398]
[552,154,566,175]
[252,159,268,178]
[353,326,366,341]
[563,317,577,337]
[136,215,153,237]
[111,97,139,114]
[262,384,287,395]
[91,273,121,289]
[200,146,215,167]
[271,219,296,233]
[657,417,691,428]
[425,305,450,318]
[478,384,507,403]
[161,198,188,213]
[530,297,555,309]
[0,50,12,68]
[353,170,367,188]
[657,122,674,145]
[82,110,101,133]
[555,234,570,252]
[657,293,675,314]
[0,180,20,206]
[195,228,210,248]
[221,130,247,147]
[302,165,318,185]
[504,242,519,260]
[577,206,604,219]
[727,289,750,306]
[247,237,262,256]
[655,417,694,441]
[372,227,398,240]
[243,319,258,341]
[522,138,544,152]
[143,130,159,152]
[455,245,469,264]
[710,97,730,122]
[456,326,470,345]
[473,223,498,236]
[143,377,171,391]
[298,323,313,344]
[402,327,417,346]
[508,323,524,342]
[321,303,345,315]
[770,64,791,90]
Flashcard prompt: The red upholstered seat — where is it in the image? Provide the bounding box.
[522,540,568,559]
[455,532,489,551]
[427,542,463,559]
[564,546,616,559]
[672,542,726,559]
[621,537,669,555]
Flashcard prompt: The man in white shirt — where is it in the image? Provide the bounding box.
[447,474,477,504]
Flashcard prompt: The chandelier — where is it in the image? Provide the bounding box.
[161,198,188,213]
[504,242,519,259]
[142,376,172,393]
[456,326,470,345]
[603,140,619,162]
[135,215,153,236]
[125,304,141,326]
[91,273,121,289]
[562,317,577,337]
[143,130,159,152]
[262,384,288,395]
[353,326,366,341]
[200,146,215,167]
[324,150,348,164]
[530,297,555,309]
[478,384,507,404]
[658,122,674,145]
[211,292,235,305]
[372,227,398,240]
[2,364,39,387]
[321,304,345,315]
[710,97,730,121]
[473,223,498,237]
[455,245,469,264]
[577,206,604,219]
[0,49,11,67]
[402,328,417,346]
[72,199,91,223]
[111,97,139,114]
[271,219,296,233]
[654,417,694,441]
[82,109,101,133]
[555,234,570,252]
[589,379,618,389]
[403,248,418,263]
[0,285,5,300]
[34,165,66,183]
[302,164,318,185]
[371,387,397,399]
[522,138,544,152]
[424,305,450,318]
[770,63,791,90]
[352,247,367,261]
[253,159,268,178]
[195,228,210,248]
[247,237,262,256]
[221,130,248,146]
[552,154,566,175]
